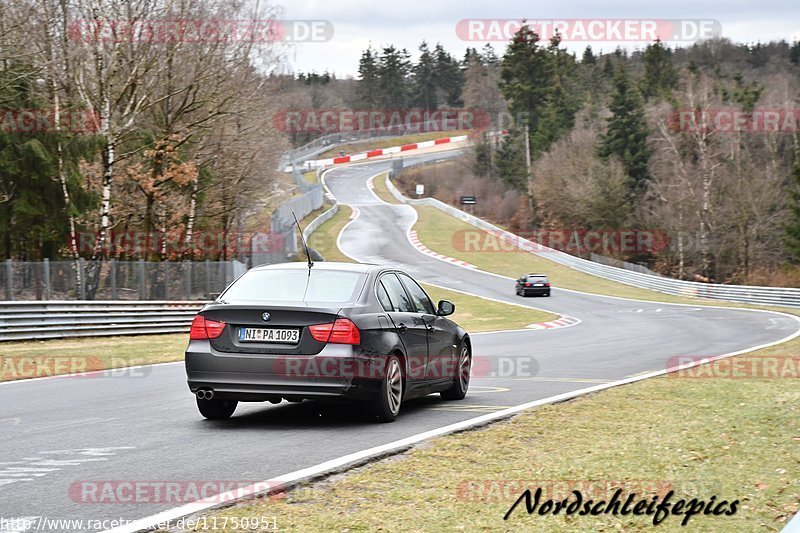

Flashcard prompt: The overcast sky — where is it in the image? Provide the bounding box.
[279,0,800,77]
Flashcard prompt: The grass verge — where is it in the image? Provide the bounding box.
[307,205,353,262]
[370,172,399,204]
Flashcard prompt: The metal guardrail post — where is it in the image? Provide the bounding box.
[43,259,51,300]
[138,259,146,299]
[78,258,86,300]
[110,259,117,299]
[5,259,12,301]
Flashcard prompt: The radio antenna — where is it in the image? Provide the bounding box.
[292,212,313,270]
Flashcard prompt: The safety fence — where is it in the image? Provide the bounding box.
[0,300,204,341]
[1,259,246,302]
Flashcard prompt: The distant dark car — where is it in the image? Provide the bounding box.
[515,274,551,297]
[185,262,471,422]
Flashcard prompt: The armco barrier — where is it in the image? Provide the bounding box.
[0,301,204,341]
[384,176,800,309]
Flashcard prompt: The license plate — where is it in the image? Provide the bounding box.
[534,283,545,286]
[238,328,300,343]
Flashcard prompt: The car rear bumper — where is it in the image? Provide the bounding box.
[185,340,383,402]
[523,287,550,295]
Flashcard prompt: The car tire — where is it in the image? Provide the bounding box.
[196,397,238,420]
[373,355,403,422]
[441,343,471,400]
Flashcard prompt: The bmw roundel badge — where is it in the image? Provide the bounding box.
[261,312,271,322]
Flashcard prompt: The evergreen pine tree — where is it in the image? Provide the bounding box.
[433,43,463,107]
[640,39,678,100]
[412,42,438,110]
[499,25,553,135]
[530,76,577,155]
[377,46,411,108]
[356,46,379,108]
[598,63,652,194]
[581,45,596,64]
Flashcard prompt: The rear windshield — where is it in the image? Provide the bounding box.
[221,269,366,303]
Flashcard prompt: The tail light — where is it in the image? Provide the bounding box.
[545,283,551,287]
[309,318,361,345]
[524,282,532,287]
[190,315,226,340]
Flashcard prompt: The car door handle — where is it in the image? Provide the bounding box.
[397,323,407,333]
[425,324,434,331]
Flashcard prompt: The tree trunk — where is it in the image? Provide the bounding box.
[184,176,198,260]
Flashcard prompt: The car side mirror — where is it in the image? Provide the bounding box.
[437,300,455,316]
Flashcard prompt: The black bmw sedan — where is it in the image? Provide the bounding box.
[185,262,471,422]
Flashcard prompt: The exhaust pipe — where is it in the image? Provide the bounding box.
[196,389,215,400]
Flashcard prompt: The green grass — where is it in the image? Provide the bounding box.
[370,172,399,204]
[307,205,354,262]
[0,334,186,381]
[317,130,470,159]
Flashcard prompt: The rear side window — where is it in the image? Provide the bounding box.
[221,269,365,303]
[379,274,415,312]
[398,273,435,315]
[376,282,393,312]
